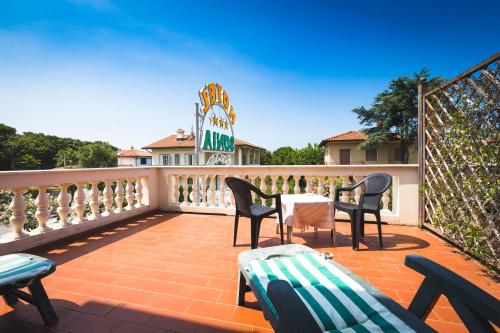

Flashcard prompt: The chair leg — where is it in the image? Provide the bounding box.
[233,213,239,246]
[350,211,357,250]
[255,218,263,248]
[28,279,58,326]
[360,212,365,237]
[375,211,383,248]
[250,216,257,249]
[355,209,362,251]
[237,272,246,306]
[278,210,284,245]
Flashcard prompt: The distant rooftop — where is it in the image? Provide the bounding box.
[117,147,152,158]
[320,130,401,146]
[143,129,264,150]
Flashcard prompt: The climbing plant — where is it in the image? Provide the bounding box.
[421,54,499,269]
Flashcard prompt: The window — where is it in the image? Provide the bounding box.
[185,154,193,165]
[365,148,378,161]
[174,154,180,165]
[160,154,171,165]
[140,158,148,165]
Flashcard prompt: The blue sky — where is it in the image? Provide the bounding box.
[0,0,499,150]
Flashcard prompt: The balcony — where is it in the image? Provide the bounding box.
[0,166,497,332]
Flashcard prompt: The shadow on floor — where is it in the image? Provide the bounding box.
[1,298,255,333]
[31,211,178,266]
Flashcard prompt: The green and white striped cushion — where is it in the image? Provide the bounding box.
[0,254,54,286]
[246,252,414,333]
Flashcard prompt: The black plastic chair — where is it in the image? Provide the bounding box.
[225,177,284,249]
[334,173,392,250]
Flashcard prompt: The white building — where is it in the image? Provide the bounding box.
[117,147,152,167]
[143,129,264,166]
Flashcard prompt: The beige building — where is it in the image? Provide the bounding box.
[143,129,265,166]
[320,131,417,165]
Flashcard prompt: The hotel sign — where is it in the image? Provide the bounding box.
[195,83,236,165]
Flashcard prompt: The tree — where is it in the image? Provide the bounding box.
[55,148,79,167]
[295,143,324,165]
[260,150,272,165]
[0,124,17,170]
[13,154,41,170]
[352,68,443,163]
[78,142,117,168]
[271,147,296,165]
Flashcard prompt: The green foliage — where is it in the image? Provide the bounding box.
[268,144,324,165]
[353,68,443,163]
[55,148,79,167]
[0,123,118,170]
[78,142,118,168]
[260,150,272,165]
[13,154,41,170]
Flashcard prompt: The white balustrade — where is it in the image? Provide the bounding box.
[9,188,27,239]
[57,184,71,227]
[115,179,124,213]
[102,180,114,216]
[33,186,50,233]
[271,176,278,206]
[88,181,101,219]
[294,175,301,194]
[341,176,350,203]
[0,164,417,253]
[125,178,135,210]
[73,183,86,223]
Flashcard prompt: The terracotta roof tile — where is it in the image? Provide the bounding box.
[117,149,152,158]
[142,135,264,150]
[320,131,402,146]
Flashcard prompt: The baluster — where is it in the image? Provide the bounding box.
[382,189,391,213]
[115,179,124,213]
[200,176,207,207]
[57,184,71,227]
[305,177,311,193]
[341,176,350,203]
[173,176,180,205]
[33,186,51,233]
[192,175,199,206]
[228,175,235,208]
[294,175,301,194]
[136,177,144,207]
[271,176,278,206]
[88,181,101,219]
[210,176,217,206]
[125,178,135,210]
[179,177,186,206]
[102,180,114,216]
[354,176,363,204]
[9,188,27,239]
[283,175,289,195]
[329,177,336,201]
[73,182,86,223]
[318,177,324,196]
[248,176,256,203]
[259,175,267,205]
[219,175,226,207]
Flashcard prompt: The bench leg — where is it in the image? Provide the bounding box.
[2,293,19,306]
[28,279,58,326]
[237,272,246,306]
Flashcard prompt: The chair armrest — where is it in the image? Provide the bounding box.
[248,182,281,200]
[405,254,500,327]
[267,280,322,333]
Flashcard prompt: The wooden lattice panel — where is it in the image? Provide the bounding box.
[422,54,499,269]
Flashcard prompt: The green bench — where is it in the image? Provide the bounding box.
[0,253,58,325]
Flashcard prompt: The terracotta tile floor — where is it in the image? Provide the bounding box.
[1,212,498,333]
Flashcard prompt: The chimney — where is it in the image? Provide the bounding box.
[176,129,185,140]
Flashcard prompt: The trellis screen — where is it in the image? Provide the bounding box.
[419,53,499,269]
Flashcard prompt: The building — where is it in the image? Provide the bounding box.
[320,130,417,165]
[143,129,265,165]
[117,147,152,167]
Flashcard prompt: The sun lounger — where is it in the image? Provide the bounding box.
[238,244,499,333]
[0,253,58,325]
